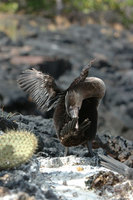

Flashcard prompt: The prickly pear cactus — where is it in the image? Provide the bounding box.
[0,130,38,169]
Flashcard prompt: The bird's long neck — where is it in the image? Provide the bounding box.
[76,78,105,101]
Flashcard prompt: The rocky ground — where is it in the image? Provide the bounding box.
[0,110,133,200]
[0,14,133,139]
[0,112,133,199]
[0,14,133,199]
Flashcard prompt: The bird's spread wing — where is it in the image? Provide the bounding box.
[18,68,61,111]
[69,66,90,89]
[68,60,94,90]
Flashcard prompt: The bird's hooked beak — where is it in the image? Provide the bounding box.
[69,107,79,129]
[65,91,82,129]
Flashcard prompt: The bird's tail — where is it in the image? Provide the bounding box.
[99,154,129,176]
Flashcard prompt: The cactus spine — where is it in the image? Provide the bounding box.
[0,130,38,169]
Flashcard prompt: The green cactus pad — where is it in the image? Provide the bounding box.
[0,130,38,169]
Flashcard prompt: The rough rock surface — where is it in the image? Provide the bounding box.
[0,16,133,139]
[0,14,133,200]
[0,110,133,199]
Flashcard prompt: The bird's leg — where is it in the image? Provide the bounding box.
[64,147,69,156]
[86,141,94,157]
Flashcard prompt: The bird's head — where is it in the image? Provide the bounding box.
[65,90,82,119]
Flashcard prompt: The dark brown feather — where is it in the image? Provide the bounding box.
[68,59,96,90]
[68,63,91,89]
[18,68,61,111]
[18,64,105,154]
[54,97,98,147]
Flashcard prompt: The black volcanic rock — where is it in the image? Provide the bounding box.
[0,109,132,199]
[0,20,133,140]
[0,117,18,131]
